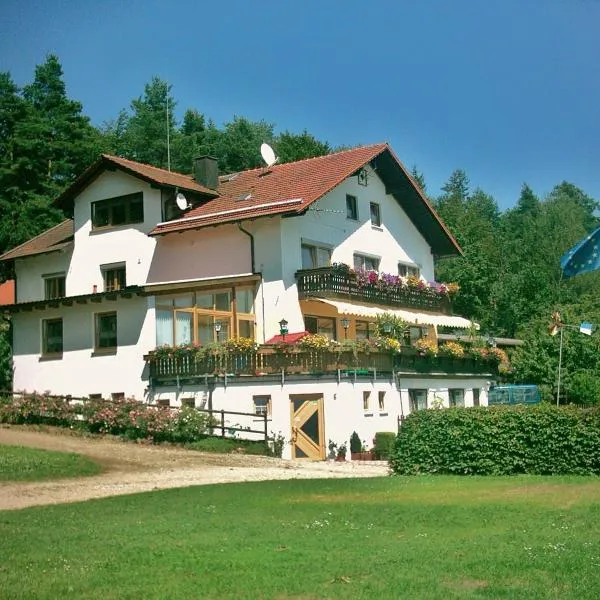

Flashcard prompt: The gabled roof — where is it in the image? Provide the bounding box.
[4,143,462,262]
[149,143,461,256]
[55,154,218,210]
[0,220,73,261]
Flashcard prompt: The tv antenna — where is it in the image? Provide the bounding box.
[260,143,278,168]
[166,91,171,171]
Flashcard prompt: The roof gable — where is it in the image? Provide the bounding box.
[55,154,218,211]
[0,220,73,262]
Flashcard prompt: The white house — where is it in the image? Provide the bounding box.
[0,144,496,459]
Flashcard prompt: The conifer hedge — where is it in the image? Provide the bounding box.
[390,405,600,475]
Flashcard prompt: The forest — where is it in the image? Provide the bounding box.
[1,55,599,402]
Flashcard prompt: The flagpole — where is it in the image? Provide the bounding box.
[556,326,564,407]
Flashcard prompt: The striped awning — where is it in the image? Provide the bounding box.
[311,298,477,330]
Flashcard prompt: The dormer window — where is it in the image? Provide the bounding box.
[102,265,126,292]
[92,192,144,229]
[44,273,66,299]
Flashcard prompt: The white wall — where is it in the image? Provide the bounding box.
[148,375,490,459]
[70,170,160,295]
[12,295,155,399]
[254,166,436,339]
[15,249,73,303]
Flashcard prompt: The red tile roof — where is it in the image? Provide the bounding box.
[55,154,218,210]
[150,144,389,236]
[264,331,309,345]
[0,220,73,262]
[0,280,15,305]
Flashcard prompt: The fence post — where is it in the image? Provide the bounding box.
[263,412,269,451]
[220,409,225,438]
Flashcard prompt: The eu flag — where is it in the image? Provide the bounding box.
[560,226,600,279]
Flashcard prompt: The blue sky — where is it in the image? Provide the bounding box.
[1,0,599,209]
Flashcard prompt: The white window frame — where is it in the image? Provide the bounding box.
[301,241,332,269]
[398,262,420,278]
[353,253,380,272]
[370,202,381,227]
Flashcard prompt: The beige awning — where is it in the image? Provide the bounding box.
[312,298,477,330]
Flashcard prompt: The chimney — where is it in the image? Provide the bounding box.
[193,156,218,190]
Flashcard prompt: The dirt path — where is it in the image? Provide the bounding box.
[0,426,389,511]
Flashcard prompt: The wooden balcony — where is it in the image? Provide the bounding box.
[147,348,494,384]
[295,267,451,313]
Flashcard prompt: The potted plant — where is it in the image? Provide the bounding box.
[335,442,347,462]
[350,430,372,461]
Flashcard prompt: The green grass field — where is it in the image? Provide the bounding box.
[0,444,101,482]
[2,476,600,599]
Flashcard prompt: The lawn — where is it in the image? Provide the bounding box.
[1,476,600,599]
[0,444,101,482]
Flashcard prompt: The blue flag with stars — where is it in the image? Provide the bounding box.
[561,226,600,279]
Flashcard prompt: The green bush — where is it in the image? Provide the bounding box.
[0,393,76,426]
[567,371,600,405]
[374,431,396,460]
[349,431,363,453]
[390,406,600,475]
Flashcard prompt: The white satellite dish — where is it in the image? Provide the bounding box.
[176,192,189,211]
[260,143,278,167]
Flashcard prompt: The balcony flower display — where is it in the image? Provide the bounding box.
[341,264,459,299]
[413,337,438,357]
[438,341,466,358]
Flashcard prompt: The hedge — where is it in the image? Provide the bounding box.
[390,405,600,475]
[373,432,396,460]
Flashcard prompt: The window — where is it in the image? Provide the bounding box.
[409,389,428,411]
[449,389,465,407]
[353,253,380,272]
[253,395,271,416]
[356,321,375,340]
[346,194,358,220]
[102,265,126,292]
[92,192,144,229]
[363,391,371,411]
[88,393,102,400]
[305,315,336,340]
[42,318,63,356]
[398,263,420,278]
[157,398,170,407]
[472,388,480,407]
[111,392,125,401]
[301,243,332,269]
[44,274,65,300]
[403,326,426,346]
[155,286,255,346]
[378,391,386,411]
[181,398,195,408]
[95,312,117,350]
[370,202,381,227]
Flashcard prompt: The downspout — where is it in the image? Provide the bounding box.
[238,222,265,341]
[237,223,255,273]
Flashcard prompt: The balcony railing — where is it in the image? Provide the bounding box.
[147,348,494,383]
[295,267,451,313]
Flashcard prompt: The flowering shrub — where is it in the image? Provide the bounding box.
[0,393,76,426]
[468,346,489,361]
[438,341,466,358]
[1,394,212,444]
[487,347,509,364]
[413,338,438,357]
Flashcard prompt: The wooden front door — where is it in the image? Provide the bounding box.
[290,394,325,460]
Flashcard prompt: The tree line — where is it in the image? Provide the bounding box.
[1,54,599,401]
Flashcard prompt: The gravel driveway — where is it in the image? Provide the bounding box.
[0,426,389,511]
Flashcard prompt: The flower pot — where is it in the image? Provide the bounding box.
[335,455,346,462]
[351,451,373,461]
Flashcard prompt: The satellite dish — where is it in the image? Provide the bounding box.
[176,192,189,211]
[260,143,278,167]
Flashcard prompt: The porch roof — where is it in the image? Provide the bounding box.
[312,298,477,330]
